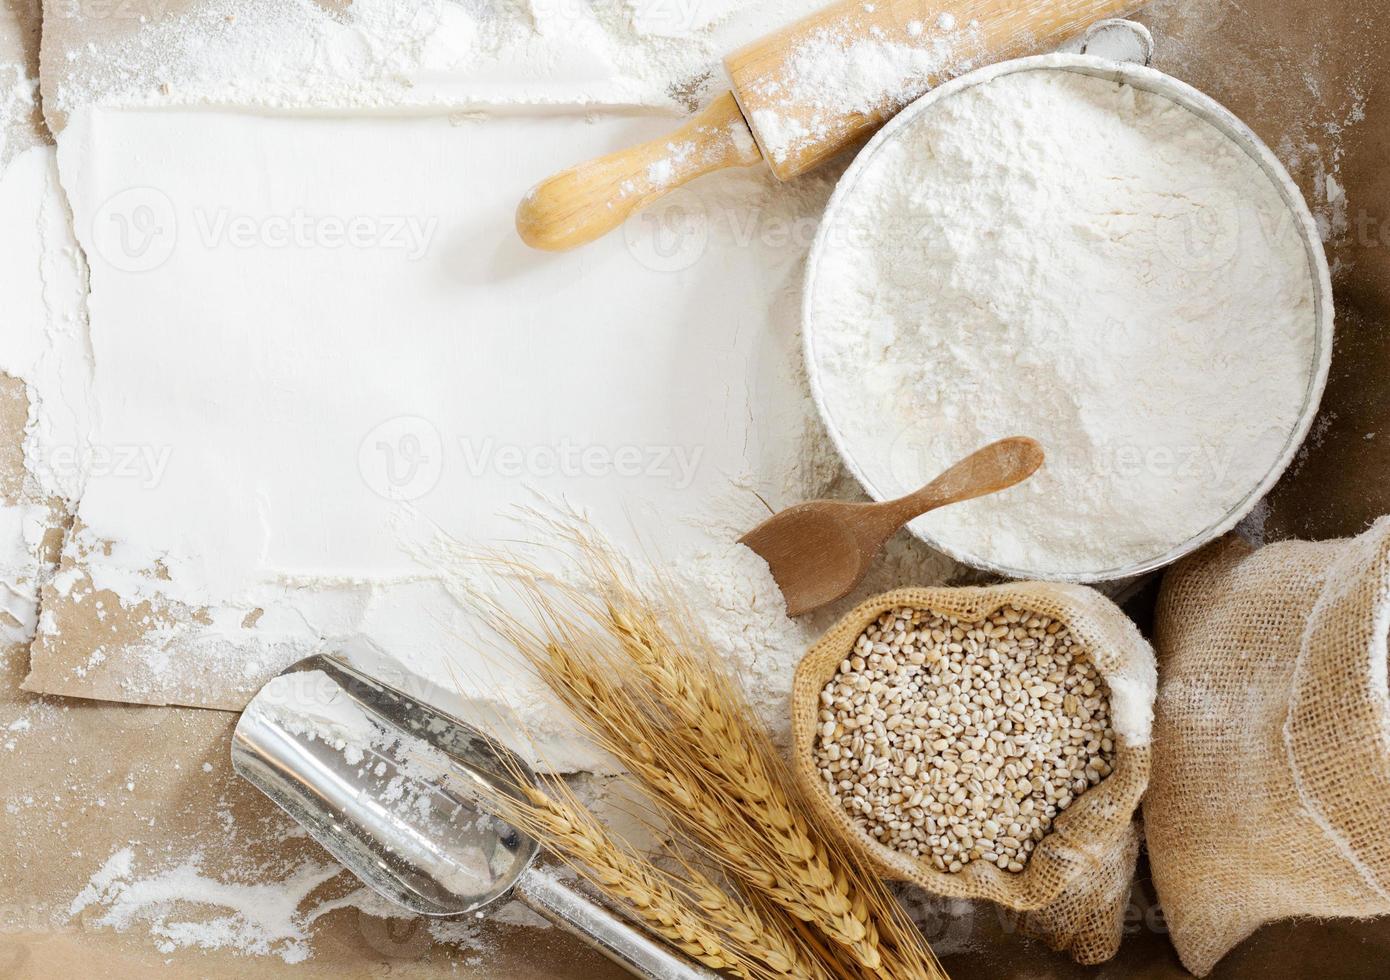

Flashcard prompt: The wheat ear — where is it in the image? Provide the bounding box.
[481,775,822,979]
[490,590,921,978]
[606,600,946,980]
[475,524,947,980]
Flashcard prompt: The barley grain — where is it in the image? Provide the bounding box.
[815,605,1115,873]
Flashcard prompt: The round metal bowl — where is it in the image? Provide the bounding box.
[802,52,1334,583]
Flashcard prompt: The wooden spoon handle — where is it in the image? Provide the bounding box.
[515,92,763,252]
[886,437,1045,525]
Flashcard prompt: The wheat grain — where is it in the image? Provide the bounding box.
[815,605,1115,872]
[603,606,884,966]
[603,598,946,980]
[480,774,822,979]
[480,531,949,980]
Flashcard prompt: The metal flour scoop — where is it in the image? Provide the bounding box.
[231,654,714,979]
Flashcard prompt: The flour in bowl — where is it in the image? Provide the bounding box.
[806,61,1322,576]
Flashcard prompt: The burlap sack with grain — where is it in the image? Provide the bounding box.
[1148,517,1390,976]
[791,584,1156,964]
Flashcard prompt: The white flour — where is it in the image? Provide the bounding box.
[20,101,955,765]
[5,0,1371,969]
[6,1,957,959]
[44,0,825,122]
[68,847,347,964]
[808,63,1320,576]
[747,18,983,166]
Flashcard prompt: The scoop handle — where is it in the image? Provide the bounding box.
[515,92,762,251]
[883,436,1045,526]
[513,864,720,980]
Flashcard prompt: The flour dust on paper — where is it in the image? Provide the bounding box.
[11,0,958,763]
[4,0,955,965]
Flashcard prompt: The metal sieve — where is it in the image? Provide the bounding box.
[801,44,1334,584]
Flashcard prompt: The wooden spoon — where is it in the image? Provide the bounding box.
[740,437,1044,616]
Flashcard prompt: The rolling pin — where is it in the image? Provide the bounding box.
[519,0,1139,250]
[516,0,1142,251]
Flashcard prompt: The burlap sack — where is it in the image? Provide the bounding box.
[1148,517,1390,976]
[791,584,1156,964]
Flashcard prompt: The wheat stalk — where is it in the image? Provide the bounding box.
[477,771,823,979]
[605,601,945,980]
[530,629,883,968]
[477,529,948,980]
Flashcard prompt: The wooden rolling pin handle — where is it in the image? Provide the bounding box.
[515,92,763,252]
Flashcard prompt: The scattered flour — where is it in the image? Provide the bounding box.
[3,0,1374,971]
[68,847,346,964]
[254,670,390,768]
[647,155,678,186]
[37,90,955,752]
[748,18,982,165]
[45,0,826,124]
[808,62,1322,577]
[637,117,761,196]
[0,49,38,167]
